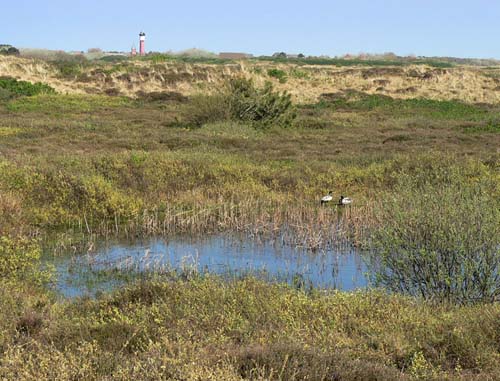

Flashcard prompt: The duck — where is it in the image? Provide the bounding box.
[339,195,353,205]
[320,191,334,205]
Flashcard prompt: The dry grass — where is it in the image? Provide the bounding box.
[1,55,499,103]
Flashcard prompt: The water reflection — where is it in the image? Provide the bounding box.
[47,235,368,298]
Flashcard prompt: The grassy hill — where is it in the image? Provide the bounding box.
[1,54,499,104]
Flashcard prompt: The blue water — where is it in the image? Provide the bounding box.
[47,235,368,298]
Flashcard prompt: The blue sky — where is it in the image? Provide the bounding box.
[2,0,499,58]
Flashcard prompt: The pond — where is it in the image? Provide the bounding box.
[45,234,369,298]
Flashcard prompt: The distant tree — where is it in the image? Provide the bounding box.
[272,52,287,59]
[87,48,103,54]
[297,53,305,58]
[0,45,20,56]
[6,47,20,56]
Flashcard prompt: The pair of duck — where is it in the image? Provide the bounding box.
[321,191,352,206]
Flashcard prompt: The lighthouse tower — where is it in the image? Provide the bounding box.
[139,32,146,56]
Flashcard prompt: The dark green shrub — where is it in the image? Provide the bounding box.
[98,55,129,63]
[267,68,288,83]
[52,61,83,78]
[0,45,20,56]
[50,54,88,78]
[186,78,295,129]
[369,170,500,304]
[226,78,294,127]
[0,77,55,97]
[3,47,20,56]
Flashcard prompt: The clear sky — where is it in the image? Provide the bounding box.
[2,0,499,58]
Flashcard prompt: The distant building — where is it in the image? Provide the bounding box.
[139,32,146,56]
[219,52,253,60]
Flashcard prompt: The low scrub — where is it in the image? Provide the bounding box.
[0,236,50,285]
[267,68,288,83]
[318,91,490,120]
[369,166,500,304]
[1,277,499,380]
[186,78,295,129]
[0,77,55,99]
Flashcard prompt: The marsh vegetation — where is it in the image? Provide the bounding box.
[0,57,499,379]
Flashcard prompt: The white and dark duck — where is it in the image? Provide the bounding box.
[338,195,353,205]
[320,191,334,205]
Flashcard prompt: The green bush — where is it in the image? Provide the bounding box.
[0,45,20,56]
[369,169,500,304]
[52,61,83,78]
[47,52,89,78]
[186,78,295,129]
[226,78,294,127]
[0,77,55,97]
[290,68,310,79]
[267,68,288,83]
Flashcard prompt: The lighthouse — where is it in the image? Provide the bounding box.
[139,32,146,56]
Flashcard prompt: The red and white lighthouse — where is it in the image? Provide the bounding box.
[139,32,146,56]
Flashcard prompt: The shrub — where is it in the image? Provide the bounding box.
[0,77,55,97]
[267,68,288,83]
[0,45,20,56]
[186,78,295,129]
[52,61,83,78]
[368,170,500,304]
[50,54,88,78]
[226,78,294,127]
[290,68,309,79]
